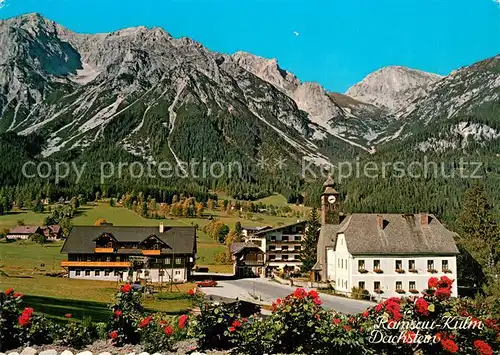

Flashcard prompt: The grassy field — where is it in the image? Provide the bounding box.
[0,202,299,321]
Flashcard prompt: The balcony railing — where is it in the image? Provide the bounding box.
[268,249,301,253]
[61,261,131,268]
[94,247,114,253]
[268,240,302,244]
[142,250,161,256]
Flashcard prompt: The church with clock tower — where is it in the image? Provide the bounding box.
[312,176,460,298]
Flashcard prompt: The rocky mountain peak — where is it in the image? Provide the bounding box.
[346,65,443,113]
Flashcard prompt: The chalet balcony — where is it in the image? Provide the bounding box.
[268,240,302,244]
[142,250,161,256]
[61,261,131,268]
[94,247,115,253]
[268,249,301,254]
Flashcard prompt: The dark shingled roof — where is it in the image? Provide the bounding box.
[253,221,307,236]
[61,226,196,255]
[334,213,459,255]
[230,242,261,255]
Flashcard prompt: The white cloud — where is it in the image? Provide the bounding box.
[494,0,500,6]
[0,0,4,9]
[293,31,300,37]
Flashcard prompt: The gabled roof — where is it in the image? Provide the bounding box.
[61,226,196,254]
[327,213,459,255]
[8,226,40,234]
[230,242,262,255]
[253,221,307,236]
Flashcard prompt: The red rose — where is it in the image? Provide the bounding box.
[114,310,123,317]
[164,325,174,336]
[160,320,167,325]
[232,320,241,328]
[439,276,453,288]
[4,288,14,295]
[188,289,196,296]
[22,307,34,317]
[241,318,248,323]
[293,288,307,299]
[110,330,119,339]
[332,318,341,325]
[308,290,319,298]
[392,311,403,321]
[441,338,458,353]
[385,297,401,304]
[415,298,430,316]
[474,340,493,355]
[18,315,30,327]
[362,311,369,318]
[344,325,351,331]
[121,284,132,293]
[276,298,282,304]
[228,326,236,333]
[313,297,322,305]
[428,277,439,289]
[435,287,451,300]
[386,302,401,315]
[65,313,72,318]
[138,316,152,328]
[13,293,23,298]
[375,304,383,312]
[179,314,188,329]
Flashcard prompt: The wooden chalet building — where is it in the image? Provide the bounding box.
[61,223,197,282]
[229,242,265,277]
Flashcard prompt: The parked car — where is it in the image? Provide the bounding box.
[196,280,217,287]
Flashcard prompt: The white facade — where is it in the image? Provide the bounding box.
[68,267,187,282]
[326,233,458,298]
[6,234,30,240]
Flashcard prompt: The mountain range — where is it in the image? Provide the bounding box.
[0,13,499,208]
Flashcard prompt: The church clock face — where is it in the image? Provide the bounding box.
[328,195,336,204]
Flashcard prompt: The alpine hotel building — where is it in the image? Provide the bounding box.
[61,223,197,282]
[313,177,460,298]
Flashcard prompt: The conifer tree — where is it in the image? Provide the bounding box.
[300,208,321,273]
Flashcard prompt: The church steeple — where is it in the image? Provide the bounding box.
[321,175,341,225]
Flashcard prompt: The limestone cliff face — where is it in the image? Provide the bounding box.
[346,66,443,113]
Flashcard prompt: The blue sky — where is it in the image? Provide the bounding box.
[0,0,499,92]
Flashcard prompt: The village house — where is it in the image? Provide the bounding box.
[242,221,306,276]
[6,225,64,241]
[6,226,42,240]
[313,177,459,298]
[61,223,197,282]
[229,242,265,278]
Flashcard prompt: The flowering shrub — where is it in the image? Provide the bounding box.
[107,283,143,345]
[58,316,101,349]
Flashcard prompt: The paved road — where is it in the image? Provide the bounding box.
[202,278,374,314]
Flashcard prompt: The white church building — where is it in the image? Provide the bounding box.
[313,177,459,298]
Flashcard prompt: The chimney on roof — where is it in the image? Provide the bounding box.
[159,223,164,233]
[377,215,384,229]
[420,213,429,226]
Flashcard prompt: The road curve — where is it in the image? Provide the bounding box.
[202,278,374,315]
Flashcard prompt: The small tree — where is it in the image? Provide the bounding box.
[300,208,321,273]
[30,233,46,245]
